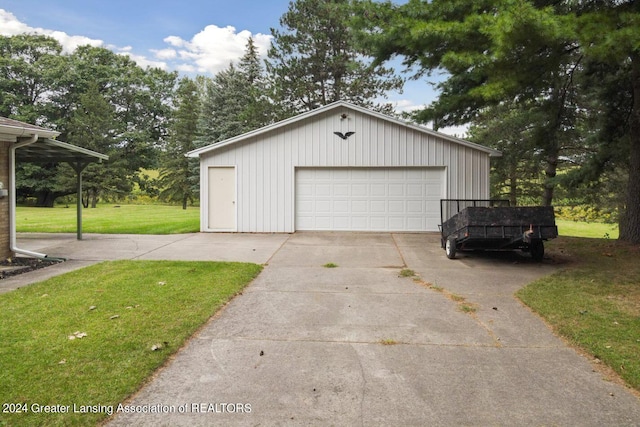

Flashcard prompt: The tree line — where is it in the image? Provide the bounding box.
[0,0,400,210]
[1,0,638,243]
[352,0,639,243]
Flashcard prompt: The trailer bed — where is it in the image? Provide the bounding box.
[440,200,558,260]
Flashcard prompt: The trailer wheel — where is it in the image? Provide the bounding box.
[530,240,544,261]
[445,237,457,259]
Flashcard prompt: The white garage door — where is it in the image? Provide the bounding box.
[295,167,445,231]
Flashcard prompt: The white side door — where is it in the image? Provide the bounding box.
[208,166,236,231]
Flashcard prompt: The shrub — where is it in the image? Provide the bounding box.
[554,205,617,224]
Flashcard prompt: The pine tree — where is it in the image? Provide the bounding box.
[238,37,274,131]
[158,77,201,209]
[197,38,273,146]
[266,0,402,116]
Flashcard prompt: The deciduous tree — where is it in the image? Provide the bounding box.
[65,81,118,208]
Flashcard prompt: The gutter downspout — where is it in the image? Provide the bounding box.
[9,134,50,259]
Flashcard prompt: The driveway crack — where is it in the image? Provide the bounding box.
[350,343,367,427]
[390,233,407,268]
[131,234,194,260]
[263,233,293,265]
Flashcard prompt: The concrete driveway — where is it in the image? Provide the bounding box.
[9,232,640,425]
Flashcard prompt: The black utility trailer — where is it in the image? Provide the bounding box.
[439,199,558,261]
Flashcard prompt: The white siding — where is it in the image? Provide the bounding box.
[199,106,491,233]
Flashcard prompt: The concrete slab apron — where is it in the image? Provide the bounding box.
[108,232,640,427]
[16,233,289,264]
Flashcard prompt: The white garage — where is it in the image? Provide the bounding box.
[188,101,500,233]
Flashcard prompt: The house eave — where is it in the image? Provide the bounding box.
[0,118,60,142]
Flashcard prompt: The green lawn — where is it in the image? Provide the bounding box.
[556,219,619,239]
[517,237,640,392]
[17,205,617,238]
[0,260,262,426]
[16,204,199,234]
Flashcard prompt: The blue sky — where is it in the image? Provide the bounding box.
[0,1,462,134]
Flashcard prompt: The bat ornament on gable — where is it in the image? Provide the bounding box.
[334,131,355,140]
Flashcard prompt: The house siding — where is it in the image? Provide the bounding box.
[199,105,492,233]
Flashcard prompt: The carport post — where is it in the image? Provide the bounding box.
[76,166,82,240]
[70,161,89,241]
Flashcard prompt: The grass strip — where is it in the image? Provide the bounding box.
[517,237,640,392]
[0,260,262,426]
[556,219,619,239]
[16,205,199,234]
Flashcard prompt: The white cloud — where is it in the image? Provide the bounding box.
[117,50,168,70]
[176,64,197,73]
[391,99,426,114]
[1,9,272,76]
[0,9,103,53]
[389,98,469,138]
[160,25,272,75]
[0,9,33,34]
[164,35,185,48]
[438,124,469,138]
[151,48,178,60]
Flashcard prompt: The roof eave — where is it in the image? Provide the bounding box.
[0,121,60,141]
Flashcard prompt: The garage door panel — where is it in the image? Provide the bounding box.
[328,216,343,228]
[425,182,442,194]
[316,217,332,228]
[370,217,387,230]
[298,200,313,213]
[295,168,444,231]
[406,169,424,179]
[389,184,405,196]
[389,201,405,213]
[388,217,406,229]
[352,183,368,196]
[334,184,349,196]
[334,170,350,180]
[407,217,424,229]
[370,200,386,213]
[352,200,368,213]
[370,184,386,196]
[407,183,423,196]
[316,184,331,196]
[334,200,349,213]
[407,200,424,213]
[316,201,331,212]
[352,217,369,229]
[388,169,405,180]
